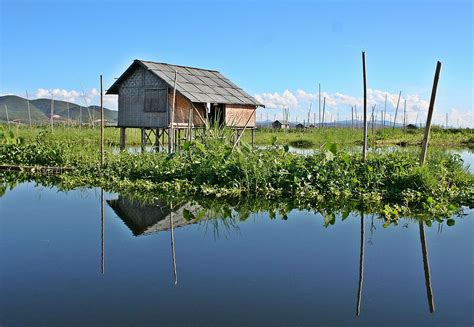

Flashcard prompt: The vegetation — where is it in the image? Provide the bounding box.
[0,125,472,227]
[243,126,474,148]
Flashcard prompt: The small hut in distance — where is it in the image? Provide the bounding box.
[107,59,264,150]
[272,120,290,129]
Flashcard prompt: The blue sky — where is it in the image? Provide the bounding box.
[1,0,472,126]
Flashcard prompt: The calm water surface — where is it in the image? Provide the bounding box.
[0,148,472,326]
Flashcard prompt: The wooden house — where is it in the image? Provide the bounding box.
[295,123,305,129]
[272,120,290,129]
[106,59,263,150]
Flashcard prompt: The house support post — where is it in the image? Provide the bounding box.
[251,128,255,147]
[119,127,126,150]
[141,128,146,152]
[155,128,160,152]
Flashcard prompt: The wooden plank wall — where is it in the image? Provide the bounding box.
[168,91,207,127]
[225,104,257,127]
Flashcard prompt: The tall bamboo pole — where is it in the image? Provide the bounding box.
[67,102,70,127]
[418,220,435,312]
[362,51,368,161]
[403,99,407,131]
[351,106,354,130]
[392,91,402,129]
[322,97,326,128]
[420,61,442,165]
[170,203,178,285]
[371,104,376,135]
[26,90,32,127]
[4,104,10,130]
[101,189,105,274]
[356,212,365,316]
[169,70,178,152]
[318,83,321,128]
[50,95,54,132]
[100,75,104,166]
[383,94,387,130]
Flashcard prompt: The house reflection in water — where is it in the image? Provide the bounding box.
[107,195,202,284]
[107,196,201,236]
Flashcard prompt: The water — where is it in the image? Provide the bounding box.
[1,185,472,326]
[0,148,473,326]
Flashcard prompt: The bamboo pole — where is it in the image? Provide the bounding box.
[79,104,83,128]
[322,97,326,128]
[26,90,32,127]
[420,61,442,165]
[169,70,178,152]
[101,189,105,274]
[318,83,321,128]
[403,98,407,132]
[66,102,70,127]
[169,203,178,285]
[187,103,192,142]
[418,220,435,312]
[100,75,104,166]
[392,91,402,129]
[351,106,354,130]
[356,212,365,316]
[362,51,368,161]
[354,105,358,129]
[383,94,387,130]
[50,95,54,132]
[371,104,376,135]
[4,104,10,130]
[232,107,257,151]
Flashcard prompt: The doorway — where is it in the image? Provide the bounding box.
[209,104,225,127]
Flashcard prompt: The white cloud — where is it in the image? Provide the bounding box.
[255,88,473,127]
[30,88,118,109]
[254,89,298,109]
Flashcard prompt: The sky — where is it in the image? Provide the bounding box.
[1,0,472,127]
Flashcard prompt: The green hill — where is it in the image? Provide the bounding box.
[0,95,118,124]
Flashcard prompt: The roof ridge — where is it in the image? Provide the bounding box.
[137,59,220,73]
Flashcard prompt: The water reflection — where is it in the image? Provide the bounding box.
[356,213,364,316]
[107,196,202,236]
[101,189,105,274]
[419,220,435,313]
[1,183,471,325]
[106,194,439,317]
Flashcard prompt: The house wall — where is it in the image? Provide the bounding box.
[225,104,256,128]
[168,90,207,127]
[118,66,168,128]
[117,65,206,128]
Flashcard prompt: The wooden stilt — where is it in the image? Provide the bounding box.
[155,129,160,152]
[120,127,126,150]
[141,128,145,152]
[251,128,255,147]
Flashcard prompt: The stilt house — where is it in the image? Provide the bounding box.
[106,59,263,150]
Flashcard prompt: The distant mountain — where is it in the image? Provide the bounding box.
[0,95,118,124]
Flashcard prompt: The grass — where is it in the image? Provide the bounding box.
[5,124,473,151]
[241,126,474,148]
[0,124,472,226]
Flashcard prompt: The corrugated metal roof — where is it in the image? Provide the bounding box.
[107,59,263,107]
